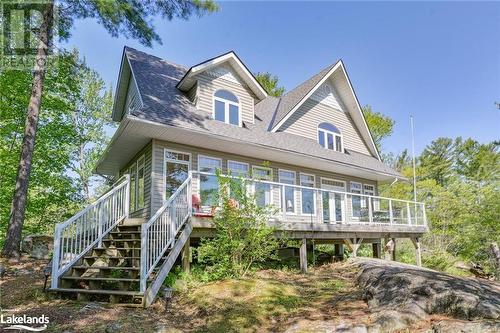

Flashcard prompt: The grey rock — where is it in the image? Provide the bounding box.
[79,302,105,313]
[428,319,500,333]
[21,234,53,259]
[105,322,123,333]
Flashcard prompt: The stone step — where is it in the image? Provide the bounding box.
[72,265,139,271]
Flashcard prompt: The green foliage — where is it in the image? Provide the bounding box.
[0,52,113,243]
[58,0,218,46]
[197,172,281,280]
[254,72,285,97]
[362,104,394,152]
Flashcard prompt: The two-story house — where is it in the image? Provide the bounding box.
[50,47,427,307]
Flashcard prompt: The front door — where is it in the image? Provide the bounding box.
[164,150,191,199]
[321,179,346,223]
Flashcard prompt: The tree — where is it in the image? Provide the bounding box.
[71,54,114,202]
[3,0,218,258]
[419,137,455,186]
[362,105,394,152]
[197,172,280,279]
[255,72,285,97]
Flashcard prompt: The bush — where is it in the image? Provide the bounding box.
[197,172,281,280]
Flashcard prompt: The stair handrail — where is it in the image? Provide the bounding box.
[51,174,130,289]
[140,175,192,293]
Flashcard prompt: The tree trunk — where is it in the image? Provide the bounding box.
[2,2,54,258]
[491,242,500,270]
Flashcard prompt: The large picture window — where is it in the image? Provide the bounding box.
[228,160,249,199]
[198,156,222,207]
[318,123,343,152]
[165,150,190,199]
[252,166,273,207]
[213,90,240,126]
[128,154,146,212]
[279,170,296,214]
[300,173,316,215]
[350,181,362,218]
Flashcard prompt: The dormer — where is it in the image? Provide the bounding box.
[177,51,267,126]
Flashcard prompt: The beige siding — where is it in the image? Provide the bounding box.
[124,77,141,117]
[279,83,372,156]
[120,141,152,219]
[195,65,256,124]
[151,140,377,221]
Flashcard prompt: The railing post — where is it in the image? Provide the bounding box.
[389,199,394,225]
[170,205,176,248]
[406,202,412,225]
[422,203,428,227]
[51,224,62,289]
[125,174,130,218]
[281,185,286,221]
[368,197,373,224]
[98,202,103,248]
[140,224,148,293]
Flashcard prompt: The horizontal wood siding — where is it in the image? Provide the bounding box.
[195,65,256,124]
[120,141,152,219]
[151,140,377,222]
[124,77,141,117]
[279,81,372,156]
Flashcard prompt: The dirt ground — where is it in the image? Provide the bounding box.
[0,257,492,333]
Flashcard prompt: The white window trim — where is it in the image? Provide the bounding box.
[252,165,274,207]
[318,124,343,152]
[279,169,297,215]
[320,177,346,223]
[227,160,250,177]
[299,172,316,216]
[213,90,242,127]
[350,181,363,219]
[321,177,346,190]
[197,155,223,209]
[163,149,191,201]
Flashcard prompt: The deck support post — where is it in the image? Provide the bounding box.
[182,238,190,273]
[392,238,397,261]
[410,237,422,267]
[372,242,381,259]
[344,238,363,258]
[334,243,344,261]
[384,237,394,261]
[300,238,307,273]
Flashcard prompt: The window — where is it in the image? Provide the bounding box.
[363,184,378,211]
[213,90,240,126]
[129,163,137,211]
[279,170,296,214]
[198,156,222,207]
[252,166,273,207]
[350,181,362,218]
[228,161,249,199]
[165,150,190,199]
[137,156,145,209]
[300,173,316,215]
[318,123,343,152]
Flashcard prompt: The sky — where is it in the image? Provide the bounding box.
[65,1,500,155]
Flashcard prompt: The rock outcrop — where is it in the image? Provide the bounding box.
[353,258,500,332]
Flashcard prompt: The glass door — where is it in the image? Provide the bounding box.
[321,179,345,223]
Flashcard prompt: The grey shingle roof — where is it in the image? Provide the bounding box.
[123,47,401,178]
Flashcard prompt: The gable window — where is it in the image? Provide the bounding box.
[318,123,343,152]
[213,89,240,126]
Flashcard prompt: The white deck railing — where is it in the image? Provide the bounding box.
[51,175,130,289]
[140,176,192,292]
[192,171,427,227]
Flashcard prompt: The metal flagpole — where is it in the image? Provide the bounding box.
[410,115,417,202]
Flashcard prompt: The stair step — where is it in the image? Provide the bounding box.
[103,239,140,242]
[94,247,141,251]
[110,231,141,235]
[62,276,139,282]
[84,256,140,260]
[54,288,143,296]
[73,266,139,271]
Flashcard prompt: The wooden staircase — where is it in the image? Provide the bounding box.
[55,223,145,305]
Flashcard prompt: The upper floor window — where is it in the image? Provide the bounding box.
[318,122,343,152]
[213,89,240,126]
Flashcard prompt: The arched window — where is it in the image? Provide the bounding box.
[213,89,240,126]
[318,122,343,152]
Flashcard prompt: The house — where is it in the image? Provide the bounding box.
[50,47,427,307]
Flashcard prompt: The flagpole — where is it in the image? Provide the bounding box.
[410,115,417,202]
